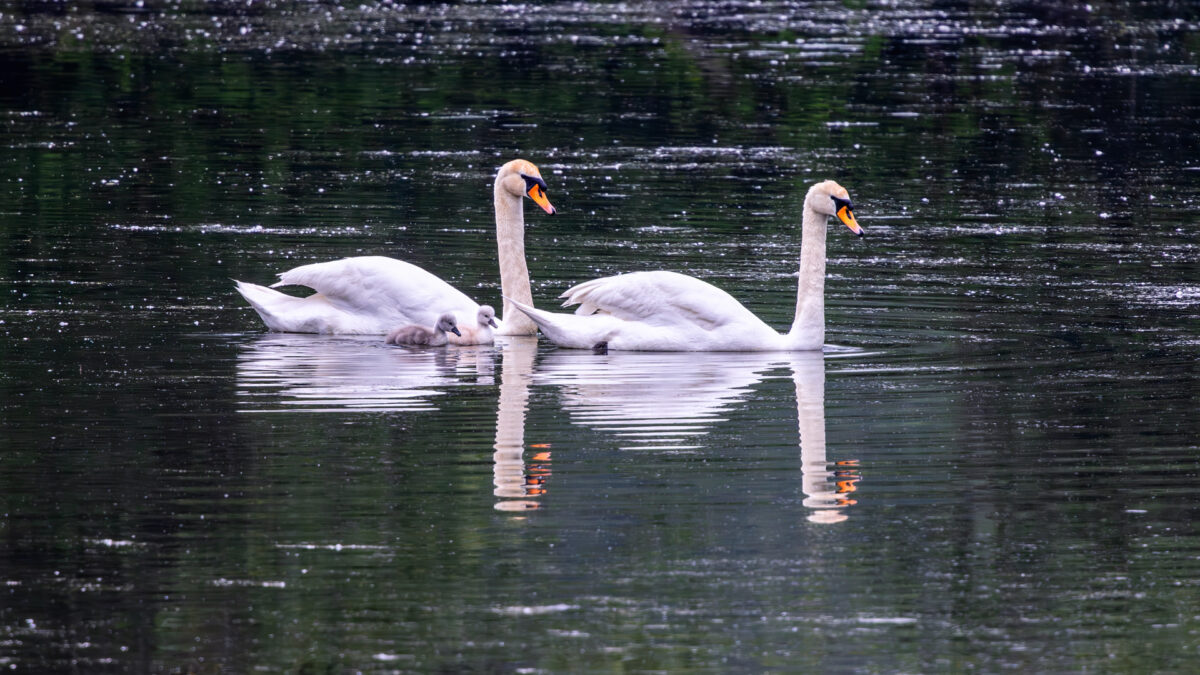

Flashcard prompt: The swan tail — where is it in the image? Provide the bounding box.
[235,280,341,334]
[235,281,291,330]
[504,296,614,349]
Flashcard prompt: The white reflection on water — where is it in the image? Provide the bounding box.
[236,333,492,413]
[792,353,858,524]
[535,350,858,523]
[235,334,858,521]
[491,337,547,513]
[534,350,779,451]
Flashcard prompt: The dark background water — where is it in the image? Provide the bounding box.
[2,1,1198,672]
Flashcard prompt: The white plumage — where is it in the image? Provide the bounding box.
[509,180,863,352]
[234,159,554,340]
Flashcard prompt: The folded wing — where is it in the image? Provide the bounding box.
[560,270,764,331]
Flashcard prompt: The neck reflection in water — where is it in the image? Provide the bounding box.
[235,336,859,521]
[791,353,859,524]
[533,349,860,523]
[492,337,548,512]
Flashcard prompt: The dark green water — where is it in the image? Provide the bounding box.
[2,1,1199,672]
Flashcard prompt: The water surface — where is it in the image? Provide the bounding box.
[2,1,1198,671]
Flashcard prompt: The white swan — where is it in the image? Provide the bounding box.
[234,159,555,339]
[385,313,461,346]
[509,180,862,351]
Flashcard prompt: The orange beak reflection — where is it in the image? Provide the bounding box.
[527,184,556,214]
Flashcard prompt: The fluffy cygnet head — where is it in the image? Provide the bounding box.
[436,313,461,336]
[477,305,498,328]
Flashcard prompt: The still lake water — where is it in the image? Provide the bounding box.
[2,1,1199,671]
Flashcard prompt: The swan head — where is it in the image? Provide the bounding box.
[498,159,556,215]
[477,304,498,328]
[806,180,863,237]
[436,313,462,337]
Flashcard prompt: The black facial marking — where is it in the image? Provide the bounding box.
[520,173,548,192]
[831,195,854,213]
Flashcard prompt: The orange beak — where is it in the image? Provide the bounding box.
[837,204,863,236]
[527,183,556,214]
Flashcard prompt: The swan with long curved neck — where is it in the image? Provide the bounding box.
[233,159,555,339]
[508,180,862,351]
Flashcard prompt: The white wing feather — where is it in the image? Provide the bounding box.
[560,271,766,331]
[507,271,783,351]
[273,256,479,322]
[236,256,484,335]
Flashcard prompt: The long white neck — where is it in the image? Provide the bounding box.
[785,201,828,350]
[494,179,537,335]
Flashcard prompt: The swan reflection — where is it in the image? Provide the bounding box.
[235,334,858,520]
[535,349,859,522]
[790,352,859,524]
[236,333,555,511]
[236,333,493,413]
[534,350,777,450]
[491,337,551,512]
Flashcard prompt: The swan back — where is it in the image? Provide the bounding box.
[541,271,780,350]
[563,271,767,331]
[269,256,480,332]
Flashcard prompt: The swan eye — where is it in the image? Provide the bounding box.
[831,196,853,213]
